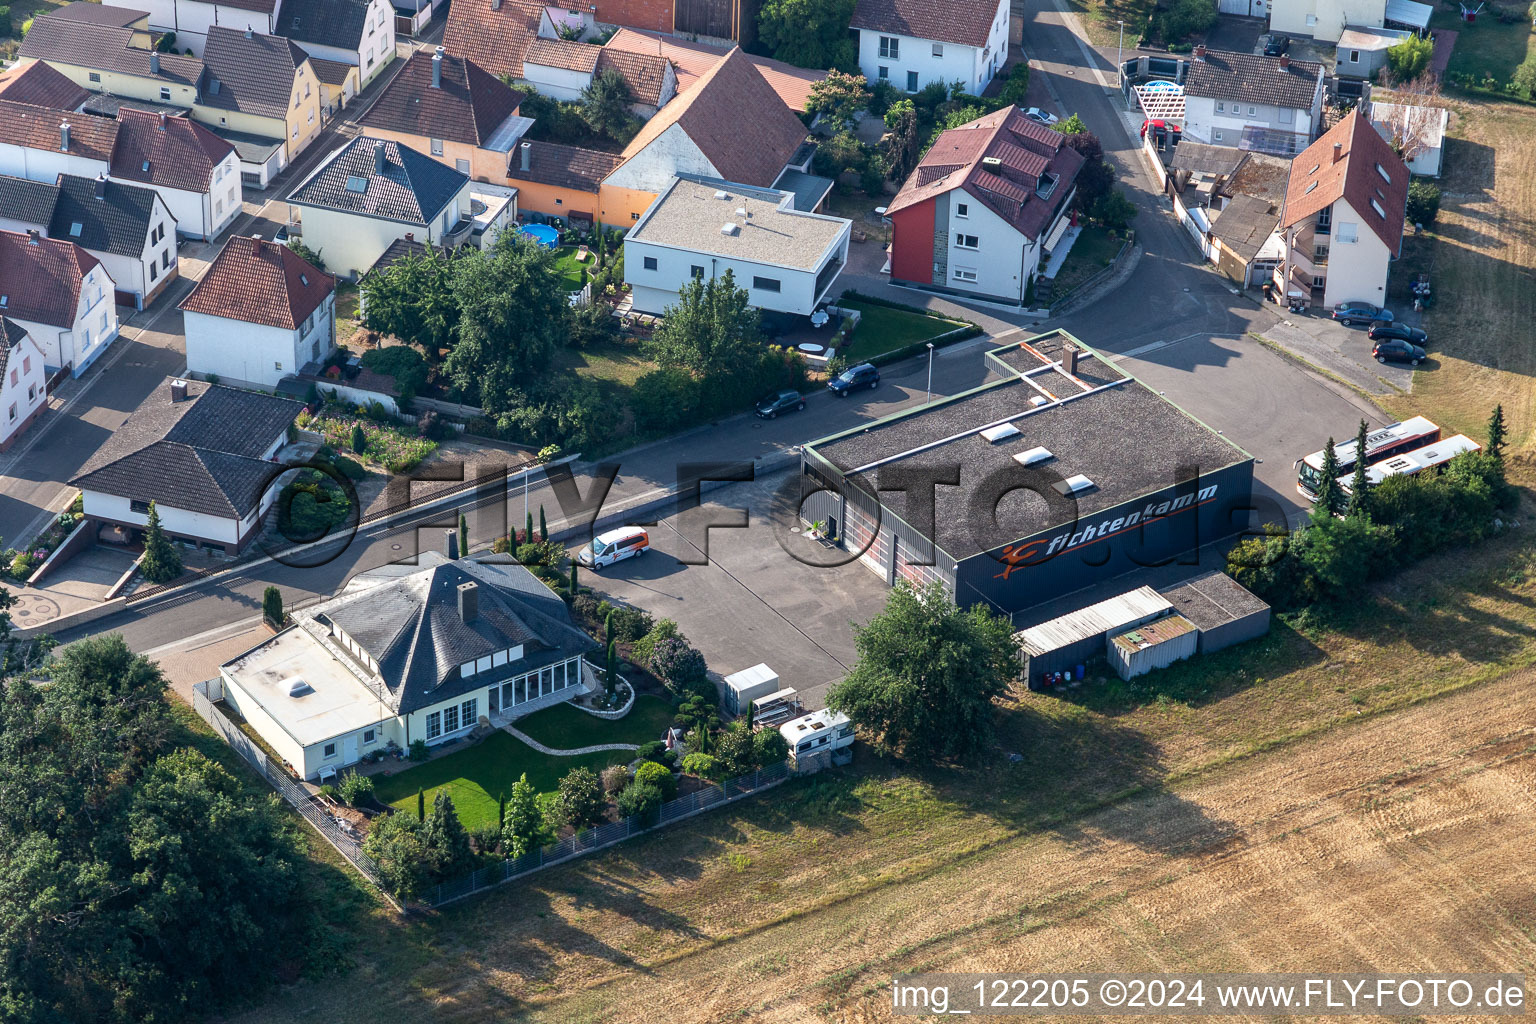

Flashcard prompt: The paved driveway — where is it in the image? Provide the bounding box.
[571,469,892,712]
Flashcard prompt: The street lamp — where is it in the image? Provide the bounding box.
[1117,19,1126,71]
[925,342,935,404]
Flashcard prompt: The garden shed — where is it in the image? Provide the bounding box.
[723,663,780,717]
[1108,613,1198,680]
[1013,586,1173,688]
[1156,570,1271,653]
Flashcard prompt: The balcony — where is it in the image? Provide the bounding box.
[441,217,474,249]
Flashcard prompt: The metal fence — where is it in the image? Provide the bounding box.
[191,680,389,896]
[422,760,796,907]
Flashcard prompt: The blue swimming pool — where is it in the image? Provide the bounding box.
[519,223,561,249]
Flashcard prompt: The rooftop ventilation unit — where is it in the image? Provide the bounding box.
[721,222,740,236]
[283,677,314,698]
[1013,446,1054,466]
[735,207,748,217]
[981,156,1003,172]
[713,190,730,200]
[979,422,1021,443]
[1053,474,1096,496]
[1029,395,1050,408]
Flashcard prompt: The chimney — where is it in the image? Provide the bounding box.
[1333,141,1344,163]
[405,231,415,242]
[170,378,189,403]
[94,173,106,200]
[244,26,252,38]
[519,140,530,172]
[158,111,167,130]
[1063,344,1079,375]
[251,234,264,255]
[1193,44,1205,59]
[59,122,70,152]
[445,530,459,560]
[491,0,502,9]
[374,141,387,174]
[432,46,444,88]
[25,229,40,245]
[150,51,160,74]
[457,581,479,622]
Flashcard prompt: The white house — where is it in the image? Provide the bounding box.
[886,106,1084,305]
[625,175,850,316]
[1269,0,1432,42]
[0,228,119,377]
[102,0,280,55]
[109,109,244,241]
[287,136,473,278]
[217,551,598,780]
[1181,47,1325,156]
[0,102,121,182]
[1371,99,1447,177]
[0,318,49,451]
[181,235,336,388]
[277,0,396,91]
[1277,110,1409,309]
[69,377,302,552]
[850,0,1010,96]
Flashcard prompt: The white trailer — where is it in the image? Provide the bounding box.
[779,709,854,765]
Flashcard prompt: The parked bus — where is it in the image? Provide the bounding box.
[1338,434,1482,494]
[1296,416,1440,501]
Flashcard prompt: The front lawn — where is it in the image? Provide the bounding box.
[1046,226,1126,299]
[514,693,677,749]
[836,298,970,363]
[372,730,629,832]
[1431,8,1536,89]
[552,246,590,293]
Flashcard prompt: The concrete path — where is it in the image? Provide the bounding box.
[502,724,638,757]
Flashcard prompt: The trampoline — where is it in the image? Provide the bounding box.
[519,223,560,248]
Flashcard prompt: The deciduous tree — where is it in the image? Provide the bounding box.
[555,765,606,829]
[806,69,870,129]
[501,772,548,858]
[646,270,762,377]
[757,0,857,70]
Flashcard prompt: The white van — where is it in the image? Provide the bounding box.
[577,526,650,570]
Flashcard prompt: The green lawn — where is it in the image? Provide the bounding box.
[554,337,654,387]
[1046,226,1125,299]
[552,246,590,292]
[1431,8,1536,87]
[515,694,677,750]
[837,299,969,363]
[372,731,630,831]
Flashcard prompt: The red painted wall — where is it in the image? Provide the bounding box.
[889,202,935,284]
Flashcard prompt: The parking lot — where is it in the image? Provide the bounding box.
[573,469,893,712]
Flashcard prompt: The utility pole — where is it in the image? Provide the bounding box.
[925,342,935,404]
[1117,20,1126,72]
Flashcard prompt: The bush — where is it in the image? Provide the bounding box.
[1160,0,1216,41]
[681,751,721,780]
[469,822,502,854]
[633,618,683,665]
[555,765,606,829]
[608,603,652,643]
[337,770,374,805]
[634,740,674,766]
[633,759,677,799]
[632,367,702,434]
[328,453,367,480]
[1386,34,1433,82]
[601,764,630,793]
[650,635,708,692]
[515,539,565,568]
[10,551,34,579]
[1514,56,1536,99]
[262,585,283,627]
[616,780,665,824]
[360,346,429,403]
[409,738,430,761]
[999,61,1030,105]
[1405,179,1441,227]
[753,728,790,767]
[0,6,12,35]
[318,783,340,801]
[1091,190,1137,230]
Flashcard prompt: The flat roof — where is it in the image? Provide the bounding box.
[805,332,1252,561]
[1015,585,1173,655]
[1384,0,1432,28]
[1157,570,1270,631]
[223,625,392,749]
[771,168,835,212]
[1111,612,1196,652]
[629,174,847,271]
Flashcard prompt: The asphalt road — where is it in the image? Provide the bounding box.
[42,11,1387,656]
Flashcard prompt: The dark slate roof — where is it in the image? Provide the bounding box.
[288,136,467,224]
[505,139,622,193]
[0,317,29,352]
[50,174,163,258]
[367,234,441,274]
[0,175,61,227]
[307,57,356,86]
[1183,49,1324,110]
[1210,193,1280,261]
[109,108,238,194]
[279,0,371,51]
[50,1,150,27]
[850,0,1002,48]
[360,50,523,148]
[201,26,309,120]
[19,18,204,87]
[70,378,303,518]
[0,61,91,110]
[318,554,597,715]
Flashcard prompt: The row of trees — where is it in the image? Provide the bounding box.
[0,633,329,1022]
[1229,407,1515,610]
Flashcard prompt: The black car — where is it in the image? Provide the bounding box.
[827,362,880,396]
[754,390,806,418]
[1373,338,1426,365]
[1367,322,1429,345]
[1264,34,1290,56]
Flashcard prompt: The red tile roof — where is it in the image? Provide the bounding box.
[887,105,1084,241]
[505,139,622,193]
[593,47,671,107]
[1281,110,1408,253]
[360,50,523,148]
[0,60,89,110]
[180,235,335,330]
[442,0,545,80]
[618,47,806,187]
[524,36,601,72]
[0,100,117,161]
[0,228,100,329]
[604,28,826,111]
[850,0,1003,49]
[110,108,237,194]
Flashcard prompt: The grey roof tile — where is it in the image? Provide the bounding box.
[288,135,467,224]
[50,173,162,258]
[201,25,310,120]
